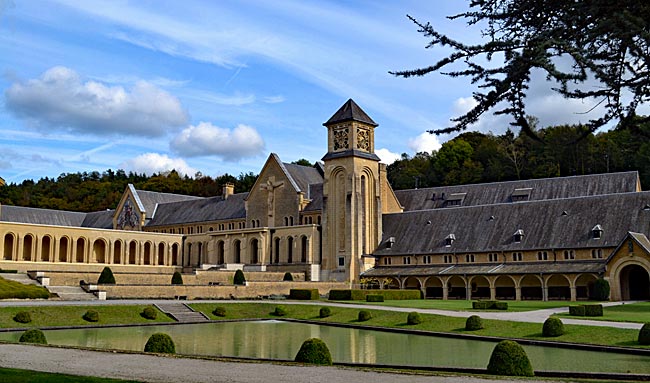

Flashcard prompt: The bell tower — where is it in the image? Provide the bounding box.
[321,99,382,283]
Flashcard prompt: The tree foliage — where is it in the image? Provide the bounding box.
[392,1,650,137]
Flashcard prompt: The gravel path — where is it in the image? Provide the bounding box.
[0,343,557,383]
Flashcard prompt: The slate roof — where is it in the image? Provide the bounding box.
[146,192,248,227]
[362,261,605,277]
[81,210,115,229]
[394,171,640,211]
[324,99,378,127]
[375,191,650,256]
[303,183,323,212]
[0,205,86,227]
[134,189,203,219]
[282,162,323,193]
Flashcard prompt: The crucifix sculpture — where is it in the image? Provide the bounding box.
[261,177,284,220]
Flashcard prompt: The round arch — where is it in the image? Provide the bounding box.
[423,276,444,299]
[92,238,107,264]
[546,274,571,300]
[446,275,467,299]
[619,264,650,300]
[519,274,543,300]
[494,275,516,300]
[381,277,400,289]
[403,276,421,291]
[574,273,599,300]
[469,275,491,300]
[2,232,15,261]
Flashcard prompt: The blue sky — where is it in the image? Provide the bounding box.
[0,1,618,184]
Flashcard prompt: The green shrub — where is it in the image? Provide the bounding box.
[638,323,650,345]
[142,306,157,320]
[97,267,116,284]
[584,304,603,317]
[83,310,99,322]
[465,315,483,331]
[358,310,372,322]
[366,294,384,302]
[294,338,332,365]
[569,305,586,316]
[233,269,246,285]
[171,271,183,285]
[144,333,175,354]
[406,311,422,325]
[472,301,507,310]
[289,289,319,300]
[19,329,47,344]
[13,311,31,324]
[328,289,353,300]
[542,317,564,337]
[487,340,534,377]
[213,306,227,317]
[273,306,287,316]
[328,289,420,301]
[319,307,331,318]
[494,301,508,310]
[283,272,294,281]
[592,278,610,301]
[0,277,49,299]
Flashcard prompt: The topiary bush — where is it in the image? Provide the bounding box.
[366,294,384,302]
[213,306,227,317]
[19,329,47,344]
[97,266,116,284]
[638,323,650,345]
[171,271,183,285]
[358,310,372,322]
[592,278,610,301]
[294,338,332,365]
[407,311,422,325]
[465,315,483,331]
[273,306,287,316]
[542,317,564,337]
[83,310,99,322]
[144,333,176,354]
[328,289,421,301]
[233,269,246,285]
[142,306,157,320]
[569,305,586,316]
[289,289,319,300]
[583,304,603,317]
[13,311,31,324]
[283,272,294,281]
[487,340,534,377]
[319,307,331,318]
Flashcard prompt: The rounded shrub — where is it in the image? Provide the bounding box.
[319,307,331,318]
[19,329,47,344]
[83,310,99,322]
[358,310,372,322]
[542,317,564,337]
[233,269,246,286]
[13,311,31,324]
[213,306,227,317]
[638,323,650,345]
[592,278,610,301]
[171,271,183,285]
[294,338,332,365]
[273,306,287,316]
[97,266,116,284]
[487,340,534,377]
[144,333,176,354]
[142,306,157,320]
[283,272,294,282]
[407,311,422,325]
[465,315,483,331]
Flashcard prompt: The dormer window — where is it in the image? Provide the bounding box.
[511,188,532,202]
[386,237,395,249]
[445,233,456,247]
[513,229,524,243]
[445,193,466,207]
[592,224,603,239]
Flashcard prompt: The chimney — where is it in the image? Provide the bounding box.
[223,182,235,199]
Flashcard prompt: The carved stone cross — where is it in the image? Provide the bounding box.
[260,177,284,218]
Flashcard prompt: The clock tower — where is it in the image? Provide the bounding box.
[321,99,382,283]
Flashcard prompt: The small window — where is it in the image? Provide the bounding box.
[629,240,634,253]
[338,256,345,267]
[445,234,456,246]
[383,257,392,265]
[563,250,575,260]
[537,251,548,261]
[512,252,522,261]
[513,229,524,243]
[488,252,498,262]
[465,254,475,263]
[403,256,411,265]
[423,255,431,264]
[592,224,603,239]
[443,255,453,264]
[591,249,603,259]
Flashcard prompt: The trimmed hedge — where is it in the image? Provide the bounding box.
[592,278,610,301]
[144,333,175,354]
[358,310,372,322]
[366,294,384,302]
[273,306,287,316]
[83,310,99,322]
[487,340,534,377]
[638,323,650,345]
[329,289,420,301]
[171,272,183,285]
[472,301,508,310]
[406,311,422,325]
[19,329,47,344]
[233,270,246,286]
[465,315,483,331]
[13,311,31,324]
[289,289,319,300]
[213,306,227,317]
[97,267,116,284]
[584,304,603,317]
[294,338,332,365]
[142,306,157,320]
[542,317,564,337]
[283,272,294,281]
[569,305,586,316]
[319,307,331,318]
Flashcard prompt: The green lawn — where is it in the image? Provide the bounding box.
[338,299,588,312]
[558,301,650,323]
[0,367,140,383]
[0,277,50,299]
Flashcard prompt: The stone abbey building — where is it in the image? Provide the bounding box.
[1,99,649,301]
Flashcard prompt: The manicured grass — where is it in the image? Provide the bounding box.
[0,305,173,328]
[337,299,587,312]
[0,367,140,383]
[189,302,646,349]
[558,301,650,323]
[0,277,50,299]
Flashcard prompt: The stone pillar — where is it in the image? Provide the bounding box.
[515,286,522,301]
[570,286,577,302]
[466,285,472,301]
[442,285,449,300]
[490,286,496,301]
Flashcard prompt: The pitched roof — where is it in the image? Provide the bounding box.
[303,183,323,212]
[81,210,115,229]
[394,171,640,211]
[282,162,323,193]
[134,188,203,219]
[146,192,248,227]
[0,205,86,227]
[375,191,650,256]
[324,99,378,127]
[362,261,605,277]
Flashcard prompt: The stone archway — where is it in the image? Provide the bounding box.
[620,264,650,300]
[469,275,491,300]
[424,276,444,299]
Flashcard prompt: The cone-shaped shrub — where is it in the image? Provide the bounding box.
[465,315,483,331]
[19,329,47,344]
[319,307,331,318]
[487,340,534,376]
[283,272,294,281]
[213,306,227,317]
[407,311,422,325]
[13,311,31,324]
[97,267,116,284]
[171,271,183,285]
[83,310,99,322]
[234,269,246,285]
[294,338,332,365]
[638,323,650,345]
[542,317,564,337]
[358,310,372,322]
[142,306,157,320]
[592,278,610,301]
[144,333,175,354]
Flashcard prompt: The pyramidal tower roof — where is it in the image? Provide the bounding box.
[324,99,378,127]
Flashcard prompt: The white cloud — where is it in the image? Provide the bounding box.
[120,153,197,177]
[171,122,265,161]
[375,148,401,164]
[263,95,285,104]
[408,132,442,154]
[5,66,188,137]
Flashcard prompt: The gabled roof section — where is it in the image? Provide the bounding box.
[147,192,248,227]
[133,186,203,219]
[282,162,324,193]
[81,210,115,229]
[0,205,86,227]
[303,183,323,212]
[324,99,378,127]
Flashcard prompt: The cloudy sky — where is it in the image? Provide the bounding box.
[0,1,614,184]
